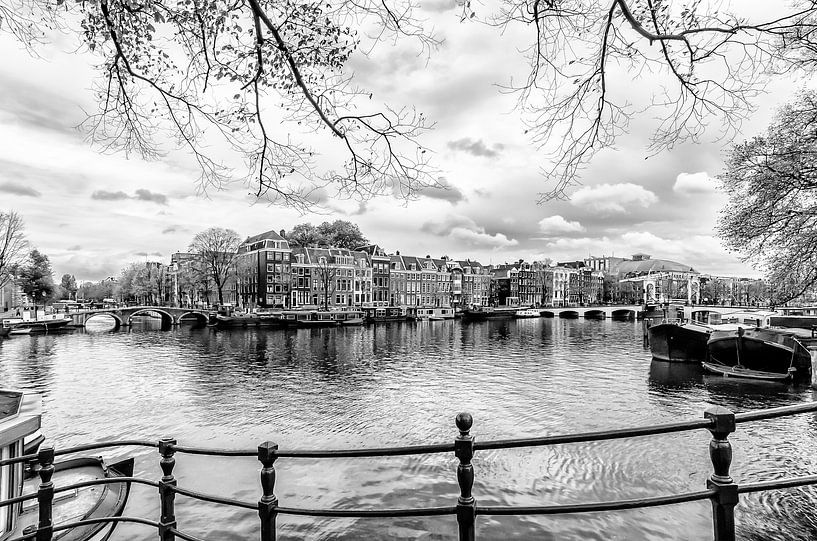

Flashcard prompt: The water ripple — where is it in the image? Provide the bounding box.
[1,318,816,539]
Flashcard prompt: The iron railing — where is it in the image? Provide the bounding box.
[2,402,817,541]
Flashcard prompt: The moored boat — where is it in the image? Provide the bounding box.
[210,312,284,328]
[362,307,407,323]
[333,310,365,326]
[296,311,338,328]
[705,327,812,382]
[513,309,540,319]
[0,390,134,541]
[647,321,716,363]
[0,322,10,338]
[461,307,517,321]
[2,315,73,333]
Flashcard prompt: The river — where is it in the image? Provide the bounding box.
[0,317,815,540]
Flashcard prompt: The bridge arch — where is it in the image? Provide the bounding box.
[177,311,209,326]
[611,309,636,321]
[128,308,174,327]
[584,310,605,320]
[689,309,716,323]
[85,312,123,329]
[540,311,555,318]
[559,310,579,319]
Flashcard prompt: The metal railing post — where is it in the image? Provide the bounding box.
[454,412,476,541]
[35,445,55,541]
[705,406,738,541]
[158,437,178,541]
[257,441,279,541]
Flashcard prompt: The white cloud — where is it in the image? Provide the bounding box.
[674,172,717,195]
[571,183,658,213]
[421,214,518,249]
[537,215,584,236]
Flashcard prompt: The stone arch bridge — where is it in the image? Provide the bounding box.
[66,306,210,329]
[538,304,767,320]
[540,305,644,319]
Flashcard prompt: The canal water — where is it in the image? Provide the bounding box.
[0,317,815,540]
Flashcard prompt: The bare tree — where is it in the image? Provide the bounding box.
[5,1,817,202]
[315,257,338,311]
[483,0,817,199]
[0,211,28,290]
[189,227,241,306]
[1,0,439,211]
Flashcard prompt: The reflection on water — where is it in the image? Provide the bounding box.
[0,319,816,540]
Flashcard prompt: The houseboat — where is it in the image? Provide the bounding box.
[461,307,517,321]
[333,310,365,326]
[1,314,73,333]
[411,307,455,321]
[513,308,541,319]
[362,307,407,323]
[0,390,134,541]
[210,311,284,328]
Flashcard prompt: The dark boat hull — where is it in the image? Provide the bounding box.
[707,328,812,382]
[648,323,712,363]
[212,315,284,328]
[16,319,72,333]
[0,326,9,338]
[461,308,516,321]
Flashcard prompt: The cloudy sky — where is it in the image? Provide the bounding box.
[0,2,804,282]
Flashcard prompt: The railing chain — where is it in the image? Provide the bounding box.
[158,437,178,541]
[257,441,279,541]
[705,406,738,541]
[455,412,476,541]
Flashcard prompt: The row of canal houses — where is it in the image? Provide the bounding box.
[226,229,605,310]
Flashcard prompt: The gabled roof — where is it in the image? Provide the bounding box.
[242,229,286,245]
[356,244,388,257]
[402,255,421,269]
[389,254,406,270]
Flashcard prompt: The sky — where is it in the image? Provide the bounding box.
[0,2,806,282]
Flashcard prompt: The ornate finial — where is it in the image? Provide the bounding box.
[455,412,473,436]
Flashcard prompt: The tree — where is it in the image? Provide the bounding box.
[1,0,437,211]
[189,228,241,306]
[286,220,367,249]
[17,249,55,314]
[58,274,78,300]
[316,220,368,249]
[315,257,338,311]
[0,211,27,290]
[718,90,817,304]
[5,2,817,202]
[286,223,322,247]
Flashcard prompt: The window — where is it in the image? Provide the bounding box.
[283,253,290,261]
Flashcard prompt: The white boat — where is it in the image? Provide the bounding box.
[2,314,73,333]
[0,390,134,541]
[514,309,541,318]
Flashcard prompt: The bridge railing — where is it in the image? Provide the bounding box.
[2,402,817,541]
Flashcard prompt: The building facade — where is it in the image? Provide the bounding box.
[236,229,292,309]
